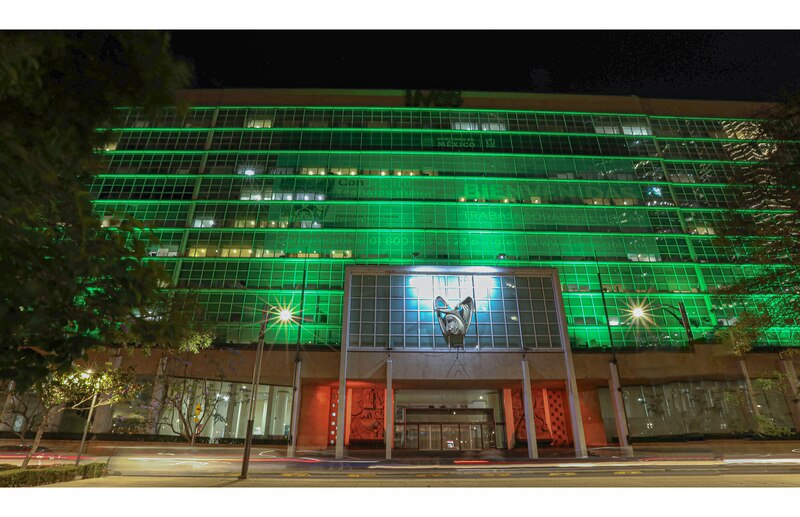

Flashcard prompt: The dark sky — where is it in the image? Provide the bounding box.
[169,31,800,102]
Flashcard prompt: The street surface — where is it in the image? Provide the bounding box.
[1,440,798,487]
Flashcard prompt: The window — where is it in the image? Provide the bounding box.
[691,226,716,235]
[331,250,352,259]
[240,190,263,201]
[452,122,479,131]
[627,253,659,262]
[187,247,208,257]
[254,249,285,258]
[481,122,507,131]
[192,218,215,228]
[245,118,272,128]
[594,124,621,135]
[221,248,253,257]
[622,125,652,136]
[331,168,358,176]
[300,220,323,229]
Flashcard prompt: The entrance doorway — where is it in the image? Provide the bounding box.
[397,408,497,450]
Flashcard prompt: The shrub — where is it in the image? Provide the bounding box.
[78,462,107,479]
[0,466,78,487]
[0,464,18,472]
[0,462,107,487]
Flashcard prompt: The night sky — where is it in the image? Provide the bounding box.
[169,31,800,102]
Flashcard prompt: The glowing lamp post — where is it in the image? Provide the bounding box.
[239,305,293,480]
[630,302,694,340]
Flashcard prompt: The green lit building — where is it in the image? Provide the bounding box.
[48,89,800,455]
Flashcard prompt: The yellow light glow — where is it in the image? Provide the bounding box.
[278,309,293,322]
[632,307,645,318]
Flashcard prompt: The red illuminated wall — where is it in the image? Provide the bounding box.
[510,386,607,447]
[578,389,608,447]
[296,385,332,449]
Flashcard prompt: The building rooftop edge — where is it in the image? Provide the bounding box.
[176,88,777,119]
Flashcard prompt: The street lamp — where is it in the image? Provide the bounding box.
[239,304,292,480]
[630,302,694,341]
[595,260,633,456]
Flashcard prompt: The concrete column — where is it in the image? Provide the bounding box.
[385,357,393,460]
[609,361,634,457]
[91,354,123,433]
[287,361,302,457]
[552,271,588,458]
[335,272,352,460]
[223,383,238,438]
[502,389,516,449]
[779,360,800,433]
[335,346,347,460]
[263,385,275,435]
[739,358,761,429]
[520,357,538,459]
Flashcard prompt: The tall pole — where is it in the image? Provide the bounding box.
[287,253,309,457]
[596,254,633,456]
[75,391,98,468]
[239,305,269,480]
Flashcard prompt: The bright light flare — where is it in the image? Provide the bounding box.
[278,309,293,322]
[620,299,655,327]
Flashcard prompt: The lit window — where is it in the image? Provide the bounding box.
[452,121,479,131]
[331,168,358,176]
[331,250,352,259]
[594,124,621,135]
[622,125,652,136]
[240,190,263,201]
[480,122,507,131]
[187,248,207,258]
[245,119,272,128]
[530,196,542,204]
[692,226,716,235]
[192,218,215,228]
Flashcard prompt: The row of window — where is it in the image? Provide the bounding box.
[117,107,781,143]
[139,230,756,265]
[110,129,791,161]
[101,152,754,185]
[169,258,779,295]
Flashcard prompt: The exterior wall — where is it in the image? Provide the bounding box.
[71,88,800,447]
[296,384,331,449]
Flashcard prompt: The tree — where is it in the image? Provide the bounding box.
[147,346,237,446]
[15,363,139,468]
[715,98,800,330]
[0,32,200,390]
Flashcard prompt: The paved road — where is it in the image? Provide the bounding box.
[4,442,800,486]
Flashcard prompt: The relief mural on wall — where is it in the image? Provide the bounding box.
[349,388,385,440]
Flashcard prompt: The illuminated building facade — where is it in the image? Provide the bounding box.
[22,89,800,455]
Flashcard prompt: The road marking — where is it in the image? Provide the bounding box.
[613,471,641,475]
[548,472,577,477]
[415,473,444,478]
[347,474,377,478]
[481,473,511,478]
[280,473,311,477]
